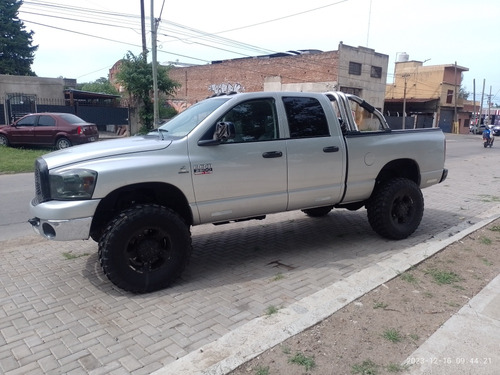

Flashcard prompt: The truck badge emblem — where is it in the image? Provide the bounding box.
[193,163,213,175]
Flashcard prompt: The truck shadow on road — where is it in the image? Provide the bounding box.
[83,207,468,298]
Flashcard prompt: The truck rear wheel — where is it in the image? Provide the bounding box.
[98,204,192,293]
[367,178,423,240]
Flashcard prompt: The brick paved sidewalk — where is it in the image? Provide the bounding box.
[1,134,499,374]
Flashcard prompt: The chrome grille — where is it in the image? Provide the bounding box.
[33,158,50,205]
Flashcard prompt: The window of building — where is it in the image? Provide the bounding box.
[370,66,382,78]
[348,62,362,75]
[339,87,362,96]
[282,97,330,138]
[446,90,453,104]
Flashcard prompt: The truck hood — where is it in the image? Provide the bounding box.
[42,136,172,169]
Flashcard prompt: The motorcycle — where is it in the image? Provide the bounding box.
[483,134,494,148]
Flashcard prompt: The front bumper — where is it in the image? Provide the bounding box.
[29,199,100,241]
[29,216,92,241]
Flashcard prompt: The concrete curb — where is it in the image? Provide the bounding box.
[405,275,500,375]
[152,209,500,375]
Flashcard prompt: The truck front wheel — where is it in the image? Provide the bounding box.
[98,204,192,293]
[367,178,424,240]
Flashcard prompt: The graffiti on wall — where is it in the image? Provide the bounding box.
[166,100,190,113]
[208,82,244,95]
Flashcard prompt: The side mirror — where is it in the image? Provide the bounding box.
[197,121,236,146]
[213,121,235,141]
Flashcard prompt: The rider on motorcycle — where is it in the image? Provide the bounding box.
[482,126,494,147]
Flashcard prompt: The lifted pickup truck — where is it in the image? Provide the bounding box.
[29,91,447,293]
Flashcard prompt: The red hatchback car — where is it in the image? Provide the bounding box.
[0,113,99,149]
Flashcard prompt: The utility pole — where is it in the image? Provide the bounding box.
[487,85,492,125]
[140,0,147,55]
[479,79,485,130]
[473,79,476,131]
[151,0,159,128]
[402,73,410,129]
[453,62,458,134]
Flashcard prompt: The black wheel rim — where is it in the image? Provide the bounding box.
[125,227,172,273]
[391,193,414,224]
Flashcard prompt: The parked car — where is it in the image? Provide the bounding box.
[492,125,500,136]
[0,113,99,149]
[469,124,486,134]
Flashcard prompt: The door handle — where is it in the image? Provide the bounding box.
[323,146,339,153]
[262,151,283,158]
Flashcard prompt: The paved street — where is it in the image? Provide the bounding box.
[1,133,499,374]
[0,173,33,241]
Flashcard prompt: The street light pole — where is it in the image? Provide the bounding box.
[151,0,159,128]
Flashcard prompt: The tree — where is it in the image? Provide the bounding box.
[459,86,470,100]
[0,0,38,76]
[77,77,119,95]
[115,51,180,132]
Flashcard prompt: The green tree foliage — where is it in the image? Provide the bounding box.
[115,51,180,131]
[0,0,38,76]
[459,86,470,100]
[77,77,119,95]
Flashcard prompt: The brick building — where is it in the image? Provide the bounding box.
[384,57,470,133]
[167,42,389,111]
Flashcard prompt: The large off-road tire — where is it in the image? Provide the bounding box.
[98,204,192,293]
[302,205,334,217]
[366,178,424,240]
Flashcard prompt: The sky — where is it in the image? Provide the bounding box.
[17,0,500,104]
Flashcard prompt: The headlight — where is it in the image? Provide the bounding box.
[49,169,98,200]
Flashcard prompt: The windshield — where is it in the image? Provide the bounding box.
[157,98,229,138]
[59,114,88,124]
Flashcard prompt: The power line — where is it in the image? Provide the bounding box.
[21,11,141,34]
[20,19,143,49]
[22,0,140,21]
[22,18,212,64]
[21,0,348,61]
[159,21,275,56]
[19,0,351,82]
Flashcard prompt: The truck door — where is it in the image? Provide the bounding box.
[282,96,346,210]
[189,98,288,223]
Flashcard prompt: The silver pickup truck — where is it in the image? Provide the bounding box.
[29,91,448,293]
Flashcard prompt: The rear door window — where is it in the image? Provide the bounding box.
[37,115,56,127]
[282,97,330,138]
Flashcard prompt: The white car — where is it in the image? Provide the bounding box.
[470,124,486,134]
